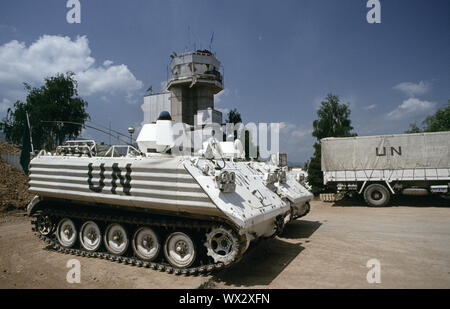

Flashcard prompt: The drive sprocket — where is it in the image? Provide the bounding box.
[204,226,240,265]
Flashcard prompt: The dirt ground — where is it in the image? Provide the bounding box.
[0,197,449,289]
[0,142,34,213]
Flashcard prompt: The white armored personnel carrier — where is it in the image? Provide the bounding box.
[28,50,312,274]
[27,114,312,274]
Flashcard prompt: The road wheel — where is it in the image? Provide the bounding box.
[79,221,102,252]
[164,232,196,268]
[364,184,390,207]
[132,227,160,261]
[56,218,77,248]
[104,223,129,255]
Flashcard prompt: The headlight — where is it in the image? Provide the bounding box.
[218,171,236,193]
[229,172,236,182]
[220,171,229,183]
[220,171,236,184]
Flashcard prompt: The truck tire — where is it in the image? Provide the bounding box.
[363,184,390,207]
[441,194,450,200]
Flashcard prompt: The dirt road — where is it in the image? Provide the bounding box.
[1,198,449,289]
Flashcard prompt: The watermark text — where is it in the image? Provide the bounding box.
[66,0,81,24]
[66,259,81,284]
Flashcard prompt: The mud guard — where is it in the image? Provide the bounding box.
[27,195,43,216]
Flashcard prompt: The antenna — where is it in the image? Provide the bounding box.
[193,29,200,51]
[166,64,169,87]
[109,120,111,145]
[209,32,214,51]
[41,120,134,146]
[187,25,191,52]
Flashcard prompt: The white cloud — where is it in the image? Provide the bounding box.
[0,35,143,112]
[277,121,314,164]
[0,25,17,33]
[279,122,296,131]
[76,64,142,96]
[214,89,232,120]
[214,89,229,105]
[387,98,436,120]
[279,122,312,144]
[364,104,376,110]
[393,81,431,97]
[0,98,11,113]
[159,80,167,92]
[103,60,113,67]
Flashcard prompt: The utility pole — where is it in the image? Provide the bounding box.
[25,111,34,153]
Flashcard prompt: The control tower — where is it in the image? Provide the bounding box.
[142,50,224,126]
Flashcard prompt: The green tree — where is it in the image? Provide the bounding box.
[307,94,356,195]
[405,122,422,133]
[1,72,90,150]
[406,100,450,133]
[422,100,450,132]
[225,108,258,160]
[226,108,242,125]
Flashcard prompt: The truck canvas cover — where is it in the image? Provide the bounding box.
[321,131,450,171]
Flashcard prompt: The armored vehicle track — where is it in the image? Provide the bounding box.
[30,203,248,275]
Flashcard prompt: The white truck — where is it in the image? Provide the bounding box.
[321,131,450,206]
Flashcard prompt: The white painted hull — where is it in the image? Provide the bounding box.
[29,155,223,218]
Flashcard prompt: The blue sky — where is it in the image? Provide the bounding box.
[0,0,449,163]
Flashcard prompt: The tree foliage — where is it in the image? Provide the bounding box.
[406,100,450,133]
[226,108,242,125]
[225,108,258,160]
[405,122,422,134]
[307,94,356,195]
[1,72,90,150]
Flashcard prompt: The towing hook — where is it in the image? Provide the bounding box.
[274,215,286,237]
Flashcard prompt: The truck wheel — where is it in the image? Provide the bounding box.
[440,194,450,200]
[364,184,390,207]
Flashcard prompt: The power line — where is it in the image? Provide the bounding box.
[41,120,134,146]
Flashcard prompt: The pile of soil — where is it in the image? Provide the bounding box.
[0,142,34,213]
[0,141,21,154]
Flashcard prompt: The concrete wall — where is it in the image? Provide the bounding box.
[195,109,222,126]
[142,52,224,126]
[170,86,217,125]
[170,52,221,78]
[141,92,171,124]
